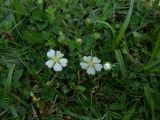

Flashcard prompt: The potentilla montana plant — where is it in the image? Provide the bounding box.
[46,50,68,71]
[80,56,102,75]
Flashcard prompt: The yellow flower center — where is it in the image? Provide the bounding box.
[87,61,95,67]
[52,57,59,63]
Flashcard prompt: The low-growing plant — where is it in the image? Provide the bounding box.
[0,0,160,119]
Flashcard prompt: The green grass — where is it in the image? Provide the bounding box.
[5,64,15,95]
[112,0,134,50]
[0,0,160,119]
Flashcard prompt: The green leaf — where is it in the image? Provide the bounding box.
[0,48,19,66]
[9,104,20,119]
[13,68,22,78]
[13,69,23,88]
[5,64,15,95]
[149,27,160,61]
[115,49,128,78]
[62,85,70,94]
[0,91,11,109]
[29,60,43,75]
[109,103,124,110]
[0,12,13,34]
[68,41,81,51]
[12,0,21,21]
[45,6,56,23]
[145,30,160,70]
[112,0,134,49]
[23,31,51,45]
[36,22,48,30]
[111,111,122,119]
[41,87,55,101]
[11,94,28,108]
[123,103,137,120]
[144,84,155,120]
[63,110,97,120]
[144,59,160,70]
[76,85,86,92]
[92,20,115,39]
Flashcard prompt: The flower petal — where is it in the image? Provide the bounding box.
[59,58,68,67]
[92,57,101,63]
[83,56,92,62]
[87,66,96,75]
[53,63,62,71]
[94,63,102,71]
[47,49,55,58]
[45,60,54,68]
[56,51,64,58]
[80,62,89,69]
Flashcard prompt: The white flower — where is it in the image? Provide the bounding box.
[80,56,102,75]
[46,50,68,72]
[103,62,112,71]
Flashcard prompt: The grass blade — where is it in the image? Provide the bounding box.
[144,84,155,120]
[123,103,137,120]
[5,64,15,95]
[144,59,160,70]
[11,93,29,108]
[115,49,128,78]
[112,0,134,49]
[63,111,97,120]
[148,30,160,63]
[144,30,160,71]
[12,0,21,21]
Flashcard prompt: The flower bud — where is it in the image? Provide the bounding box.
[85,18,91,24]
[76,38,82,44]
[93,32,100,39]
[103,62,112,71]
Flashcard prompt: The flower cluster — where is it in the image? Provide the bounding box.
[46,49,112,75]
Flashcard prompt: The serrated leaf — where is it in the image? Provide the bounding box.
[23,31,51,44]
